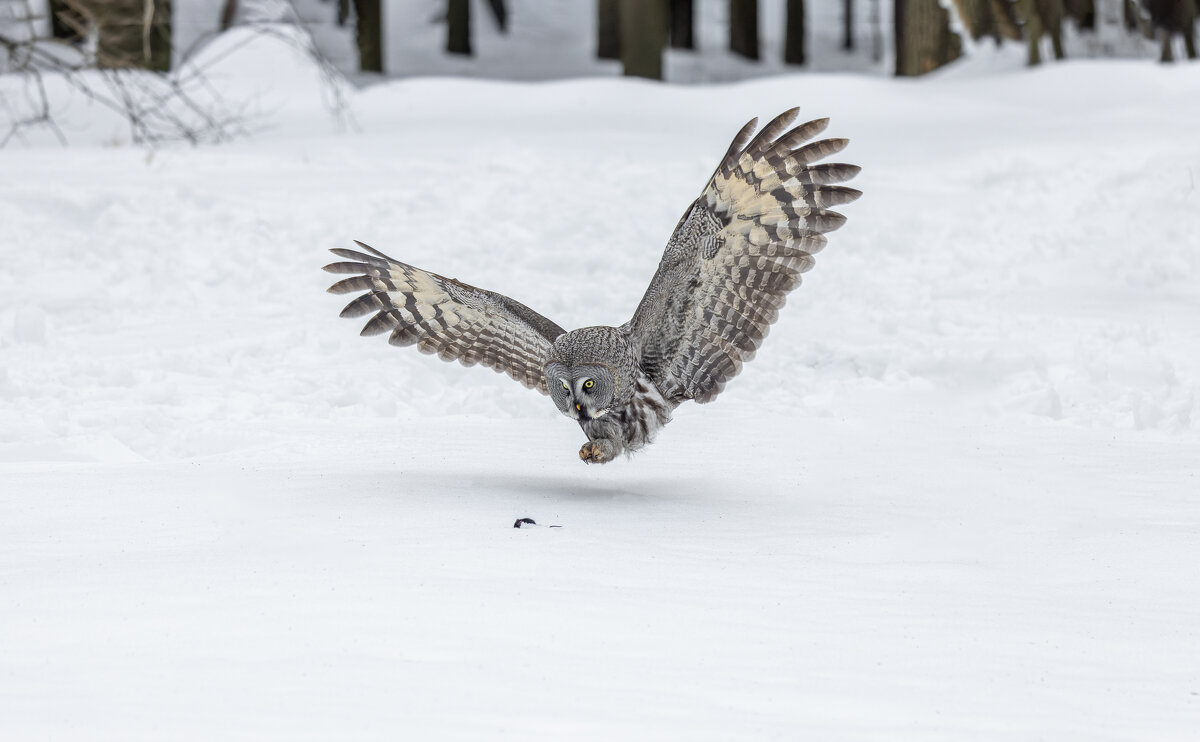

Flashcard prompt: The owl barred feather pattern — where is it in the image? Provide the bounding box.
[628,108,861,404]
[325,108,860,464]
[325,246,565,393]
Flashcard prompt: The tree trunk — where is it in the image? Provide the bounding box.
[1148,0,1198,62]
[1062,0,1094,30]
[447,0,471,56]
[990,0,1023,40]
[1123,0,1139,31]
[1040,0,1065,59]
[220,0,237,31]
[619,0,667,79]
[1184,1,1198,59]
[952,0,982,40]
[785,0,806,65]
[82,0,172,71]
[598,0,621,59]
[729,0,759,60]
[1016,0,1065,65]
[354,0,383,71]
[844,0,855,50]
[1023,0,1043,64]
[670,0,695,49]
[894,0,962,76]
[951,0,1002,42]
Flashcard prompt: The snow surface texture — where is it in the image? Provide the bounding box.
[3,35,1200,739]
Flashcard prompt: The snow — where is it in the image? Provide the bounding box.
[3,32,1200,739]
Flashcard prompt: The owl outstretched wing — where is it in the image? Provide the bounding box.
[627,108,861,404]
[324,242,566,393]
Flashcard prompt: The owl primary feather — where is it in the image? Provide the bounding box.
[324,108,860,464]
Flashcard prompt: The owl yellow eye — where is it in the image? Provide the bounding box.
[561,380,569,390]
[584,379,594,390]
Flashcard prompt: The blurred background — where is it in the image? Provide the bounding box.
[2,0,1196,86]
[4,0,1196,145]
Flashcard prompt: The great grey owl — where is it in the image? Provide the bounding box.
[324,108,860,464]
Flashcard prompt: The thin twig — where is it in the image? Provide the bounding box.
[1,0,352,147]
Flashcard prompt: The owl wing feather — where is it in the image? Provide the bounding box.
[628,109,861,403]
[324,241,566,394]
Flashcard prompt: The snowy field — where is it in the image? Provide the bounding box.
[3,34,1200,740]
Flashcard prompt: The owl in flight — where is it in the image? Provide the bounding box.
[325,108,860,464]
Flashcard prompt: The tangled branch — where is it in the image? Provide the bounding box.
[0,1,351,147]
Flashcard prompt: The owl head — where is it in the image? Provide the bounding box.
[545,361,616,421]
[544,327,636,422]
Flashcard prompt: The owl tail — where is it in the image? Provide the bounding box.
[702,108,862,272]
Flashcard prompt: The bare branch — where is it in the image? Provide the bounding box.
[1,0,352,147]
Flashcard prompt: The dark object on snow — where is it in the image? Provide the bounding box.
[513,518,563,529]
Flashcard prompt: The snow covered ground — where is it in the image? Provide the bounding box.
[2,34,1199,739]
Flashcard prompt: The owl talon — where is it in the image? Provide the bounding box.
[579,440,619,464]
[579,442,601,463]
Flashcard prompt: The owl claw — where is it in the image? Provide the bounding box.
[579,442,602,463]
[578,440,619,464]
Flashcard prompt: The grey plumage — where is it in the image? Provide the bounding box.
[324,108,860,463]
[325,247,563,392]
